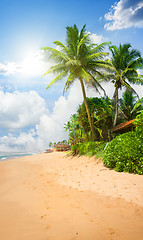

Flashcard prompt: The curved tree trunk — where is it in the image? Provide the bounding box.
[113,87,119,127]
[79,77,96,141]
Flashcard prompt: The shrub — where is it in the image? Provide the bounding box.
[133,111,143,135]
[102,131,143,174]
[71,141,106,156]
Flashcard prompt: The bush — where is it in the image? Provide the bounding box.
[133,111,143,135]
[103,131,143,174]
[71,141,106,156]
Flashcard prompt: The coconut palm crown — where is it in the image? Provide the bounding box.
[108,43,143,126]
[42,24,110,140]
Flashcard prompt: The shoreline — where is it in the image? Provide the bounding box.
[0,152,143,239]
[0,152,34,161]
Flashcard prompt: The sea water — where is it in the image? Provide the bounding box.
[0,152,33,161]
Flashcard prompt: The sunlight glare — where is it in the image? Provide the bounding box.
[20,50,46,77]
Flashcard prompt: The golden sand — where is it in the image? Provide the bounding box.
[0,152,143,240]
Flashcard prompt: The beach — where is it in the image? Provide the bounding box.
[0,152,143,240]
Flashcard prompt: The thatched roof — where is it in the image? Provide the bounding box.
[112,119,136,133]
[54,143,71,151]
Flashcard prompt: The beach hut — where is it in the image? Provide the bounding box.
[112,119,136,134]
[54,143,71,151]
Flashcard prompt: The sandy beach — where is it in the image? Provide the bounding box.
[0,152,143,240]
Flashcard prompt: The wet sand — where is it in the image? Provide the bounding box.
[0,152,143,240]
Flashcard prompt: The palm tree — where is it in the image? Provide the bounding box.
[64,114,82,144]
[119,89,143,121]
[42,24,110,140]
[108,43,143,126]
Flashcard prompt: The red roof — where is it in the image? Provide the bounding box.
[112,119,136,132]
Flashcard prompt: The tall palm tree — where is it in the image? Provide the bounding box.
[107,43,143,126]
[42,24,110,140]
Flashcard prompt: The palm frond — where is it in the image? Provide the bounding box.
[128,76,143,84]
[77,34,90,57]
[87,52,109,60]
[109,45,119,58]
[88,73,106,95]
[46,70,68,89]
[88,60,113,71]
[93,42,111,52]
[65,59,81,68]
[63,73,75,94]
[42,47,69,62]
[53,41,69,54]
[66,25,79,57]
[124,82,139,98]
[42,63,68,77]
[79,24,86,39]
[131,97,143,114]
[80,68,92,82]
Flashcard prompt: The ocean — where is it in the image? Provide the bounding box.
[0,152,34,161]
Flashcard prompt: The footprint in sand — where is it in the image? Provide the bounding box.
[47,206,51,210]
[41,214,47,219]
[108,228,115,235]
[84,212,89,216]
[46,225,51,230]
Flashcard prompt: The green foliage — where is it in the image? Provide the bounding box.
[42,24,110,93]
[119,89,143,121]
[133,111,143,135]
[108,43,143,126]
[103,131,143,174]
[64,114,83,144]
[71,141,106,156]
[49,142,53,147]
[77,97,113,141]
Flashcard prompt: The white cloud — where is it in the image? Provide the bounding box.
[0,62,21,75]
[88,32,103,44]
[36,81,83,146]
[0,90,48,130]
[0,50,51,80]
[0,130,43,153]
[104,0,143,30]
[0,83,83,152]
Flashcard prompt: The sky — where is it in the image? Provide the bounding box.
[0,0,143,153]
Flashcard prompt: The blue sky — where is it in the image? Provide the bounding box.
[0,0,143,152]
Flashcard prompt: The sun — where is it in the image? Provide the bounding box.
[20,50,46,77]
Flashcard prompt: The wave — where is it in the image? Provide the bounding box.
[0,152,33,161]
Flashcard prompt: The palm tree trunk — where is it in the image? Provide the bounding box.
[113,87,118,127]
[79,77,96,141]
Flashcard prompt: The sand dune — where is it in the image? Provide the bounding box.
[0,152,143,240]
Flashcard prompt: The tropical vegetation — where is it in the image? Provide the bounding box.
[42,24,111,140]
[107,43,143,126]
[119,89,143,121]
[71,141,106,157]
[102,130,143,175]
[43,24,143,175]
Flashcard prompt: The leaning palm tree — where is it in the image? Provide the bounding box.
[107,43,143,126]
[42,24,110,140]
